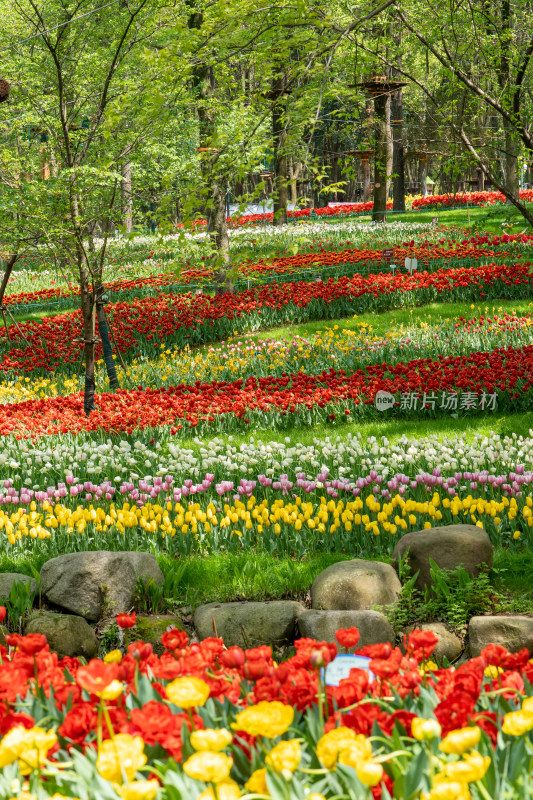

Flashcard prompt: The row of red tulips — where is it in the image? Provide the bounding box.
[0,263,530,378]
[412,189,533,210]
[5,241,509,310]
[0,342,530,436]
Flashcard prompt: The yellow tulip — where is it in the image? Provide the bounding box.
[198,780,241,800]
[233,701,293,738]
[245,768,269,794]
[502,709,533,736]
[113,780,160,800]
[443,751,491,783]
[96,734,146,784]
[104,649,123,664]
[439,727,480,755]
[166,676,210,709]
[183,751,233,783]
[316,728,369,770]
[265,740,301,773]
[190,728,233,752]
[412,717,442,741]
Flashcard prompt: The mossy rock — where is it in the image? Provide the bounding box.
[25,610,98,659]
[125,614,184,655]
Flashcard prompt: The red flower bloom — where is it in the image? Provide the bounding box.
[161,629,189,652]
[76,660,120,695]
[335,627,360,650]
[403,629,439,663]
[116,612,136,629]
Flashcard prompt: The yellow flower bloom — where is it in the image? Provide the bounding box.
[245,768,269,794]
[198,780,241,800]
[444,751,491,783]
[113,780,159,800]
[49,795,83,800]
[502,709,533,736]
[99,679,123,701]
[96,734,146,784]
[265,740,301,773]
[0,725,57,775]
[422,779,471,800]
[190,728,233,752]
[183,751,233,783]
[484,665,503,679]
[420,660,439,675]
[439,727,481,755]
[521,697,533,713]
[166,676,210,709]
[412,717,442,741]
[316,728,368,770]
[104,649,123,664]
[353,760,384,787]
[233,701,294,738]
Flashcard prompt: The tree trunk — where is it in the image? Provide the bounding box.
[391,89,406,213]
[122,162,133,232]
[0,253,18,305]
[372,92,390,222]
[211,183,233,293]
[363,159,372,201]
[95,285,119,389]
[504,120,519,200]
[385,97,393,201]
[80,285,96,415]
[272,100,288,225]
[419,157,428,197]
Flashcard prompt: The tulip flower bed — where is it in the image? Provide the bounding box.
[0,338,532,437]
[412,189,533,210]
[0,427,531,502]
[2,243,517,315]
[1,476,530,556]
[0,263,530,378]
[2,311,532,405]
[8,218,533,315]
[0,625,533,800]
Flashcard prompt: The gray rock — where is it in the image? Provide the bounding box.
[25,611,98,659]
[298,610,395,649]
[40,551,163,621]
[0,573,38,601]
[194,601,305,648]
[392,524,493,591]
[402,622,463,662]
[126,614,184,655]
[311,559,401,611]
[469,616,533,656]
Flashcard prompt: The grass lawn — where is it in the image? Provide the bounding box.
[338,202,533,234]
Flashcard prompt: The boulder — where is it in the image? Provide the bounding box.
[126,614,184,655]
[40,551,163,621]
[392,525,493,591]
[402,622,463,663]
[0,573,38,601]
[298,610,395,649]
[194,601,305,648]
[25,611,98,659]
[468,616,533,657]
[311,559,401,611]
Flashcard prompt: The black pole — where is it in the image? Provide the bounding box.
[96,287,119,390]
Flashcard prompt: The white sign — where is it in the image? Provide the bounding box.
[324,655,374,687]
[404,257,418,274]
